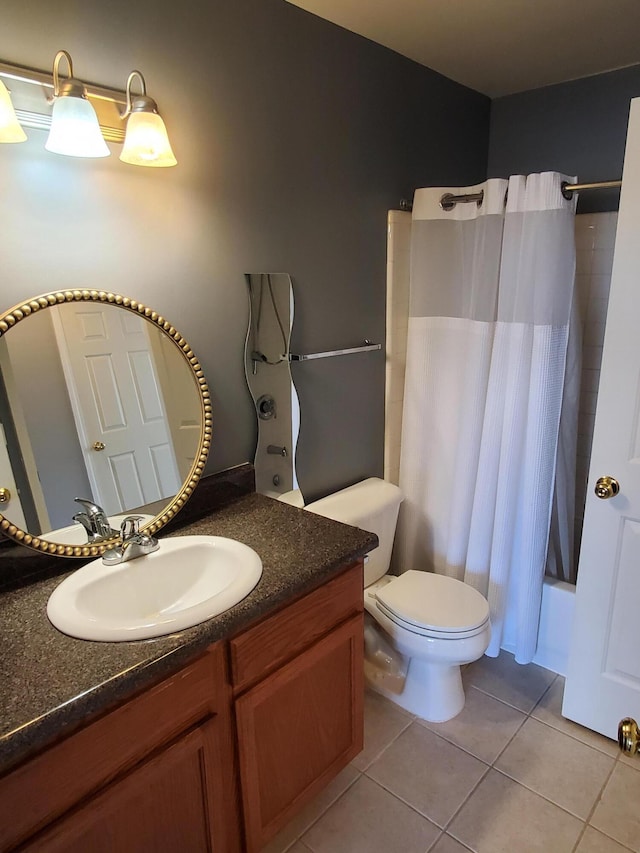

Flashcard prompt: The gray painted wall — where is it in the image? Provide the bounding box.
[0,0,489,504]
[488,65,640,213]
[5,311,91,531]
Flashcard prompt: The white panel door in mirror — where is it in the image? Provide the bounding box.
[52,303,181,515]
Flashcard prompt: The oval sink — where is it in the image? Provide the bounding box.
[46,535,263,642]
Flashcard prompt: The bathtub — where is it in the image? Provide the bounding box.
[501,577,576,675]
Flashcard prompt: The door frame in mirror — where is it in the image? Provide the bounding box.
[0,290,212,557]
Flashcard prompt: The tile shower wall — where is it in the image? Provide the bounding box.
[573,212,617,566]
[384,210,617,582]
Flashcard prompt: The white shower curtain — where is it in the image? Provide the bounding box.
[397,172,577,663]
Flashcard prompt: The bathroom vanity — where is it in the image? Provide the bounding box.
[0,493,374,852]
[0,290,374,851]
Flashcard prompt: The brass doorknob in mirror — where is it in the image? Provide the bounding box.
[619,717,640,755]
[595,476,620,499]
[0,487,11,504]
[92,441,106,452]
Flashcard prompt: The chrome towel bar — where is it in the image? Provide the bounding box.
[289,341,381,362]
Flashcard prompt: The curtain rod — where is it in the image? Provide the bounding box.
[399,178,623,213]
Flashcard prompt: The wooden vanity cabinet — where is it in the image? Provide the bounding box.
[0,558,364,853]
[230,560,364,852]
[0,643,240,853]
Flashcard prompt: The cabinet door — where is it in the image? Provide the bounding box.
[235,614,364,852]
[0,647,226,851]
[25,721,223,853]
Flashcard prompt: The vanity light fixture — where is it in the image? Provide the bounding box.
[45,50,110,158]
[120,70,177,167]
[0,79,27,142]
[0,53,176,167]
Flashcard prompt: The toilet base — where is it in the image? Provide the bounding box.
[367,657,466,723]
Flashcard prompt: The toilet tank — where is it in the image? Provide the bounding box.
[304,478,404,587]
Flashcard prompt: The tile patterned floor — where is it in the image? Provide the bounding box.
[263,652,640,853]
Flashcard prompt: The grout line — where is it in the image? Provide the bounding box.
[352,712,414,773]
[415,707,526,767]
[426,831,476,853]
[571,758,636,853]
[490,764,600,824]
[441,762,492,835]
[525,712,619,759]
[362,773,451,832]
[278,770,363,852]
[463,681,545,715]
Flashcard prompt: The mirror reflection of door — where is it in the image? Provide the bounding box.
[244,273,300,499]
[51,303,182,516]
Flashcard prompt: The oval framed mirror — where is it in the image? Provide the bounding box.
[0,290,212,557]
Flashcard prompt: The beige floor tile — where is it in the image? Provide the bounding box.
[429,833,474,852]
[617,749,640,772]
[576,826,635,853]
[532,677,619,757]
[366,722,488,827]
[591,763,640,851]
[419,685,526,763]
[495,717,615,818]
[464,651,555,712]
[263,765,361,853]
[350,689,413,771]
[288,844,313,853]
[302,775,440,853]
[449,769,583,853]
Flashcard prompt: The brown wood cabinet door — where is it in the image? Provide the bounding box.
[24,720,224,853]
[235,614,364,852]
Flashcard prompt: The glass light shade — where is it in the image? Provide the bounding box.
[0,80,27,143]
[120,111,177,167]
[45,95,110,158]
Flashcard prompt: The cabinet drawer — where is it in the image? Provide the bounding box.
[0,644,225,851]
[229,560,363,693]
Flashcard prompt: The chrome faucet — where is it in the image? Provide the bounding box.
[73,498,119,543]
[102,515,159,565]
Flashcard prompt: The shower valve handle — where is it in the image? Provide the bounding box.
[594,476,620,500]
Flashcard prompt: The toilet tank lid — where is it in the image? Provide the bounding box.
[305,478,404,525]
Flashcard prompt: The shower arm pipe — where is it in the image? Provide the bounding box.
[289,341,381,362]
[399,178,623,212]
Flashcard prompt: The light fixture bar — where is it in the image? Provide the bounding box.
[0,57,127,141]
[12,108,126,142]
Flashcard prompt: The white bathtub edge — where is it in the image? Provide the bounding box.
[501,578,576,676]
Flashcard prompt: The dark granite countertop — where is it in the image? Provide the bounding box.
[0,492,376,776]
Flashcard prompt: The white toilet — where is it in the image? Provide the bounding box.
[295,477,491,722]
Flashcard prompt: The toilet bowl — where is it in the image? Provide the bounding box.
[286,478,491,722]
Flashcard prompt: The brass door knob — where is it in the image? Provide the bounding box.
[0,487,11,504]
[595,476,620,499]
[619,717,640,755]
[92,441,106,452]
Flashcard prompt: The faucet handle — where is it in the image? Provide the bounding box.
[74,497,106,517]
[120,515,145,539]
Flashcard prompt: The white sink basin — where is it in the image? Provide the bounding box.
[46,535,263,642]
[43,514,155,545]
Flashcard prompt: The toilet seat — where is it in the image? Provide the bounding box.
[375,570,490,640]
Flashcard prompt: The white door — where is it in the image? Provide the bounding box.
[149,331,201,482]
[0,422,27,531]
[53,303,181,516]
[563,97,640,738]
